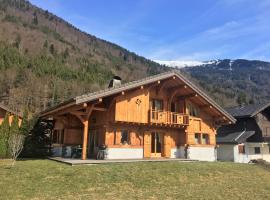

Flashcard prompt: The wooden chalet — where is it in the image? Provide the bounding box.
[0,104,22,126]
[40,71,235,161]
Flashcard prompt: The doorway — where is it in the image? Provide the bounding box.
[88,130,99,158]
[151,132,163,157]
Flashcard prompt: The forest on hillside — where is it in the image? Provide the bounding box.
[0,0,269,115]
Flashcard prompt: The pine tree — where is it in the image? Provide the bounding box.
[20,109,29,136]
[7,115,20,158]
[0,114,10,158]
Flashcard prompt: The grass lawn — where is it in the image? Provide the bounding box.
[0,160,270,200]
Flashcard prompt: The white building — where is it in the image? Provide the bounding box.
[217,103,270,163]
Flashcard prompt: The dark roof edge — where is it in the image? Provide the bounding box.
[250,102,270,117]
[39,98,75,117]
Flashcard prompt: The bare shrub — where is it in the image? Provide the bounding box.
[8,134,25,167]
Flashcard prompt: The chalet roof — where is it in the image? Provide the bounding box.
[216,130,255,144]
[0,104,23,118]
[40,70,236,123]
[226,102,270,118]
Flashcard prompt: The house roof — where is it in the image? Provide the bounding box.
[40,70,236,123]
[0,104,23,118]
[216,130,255,144]
[226,102,270,118]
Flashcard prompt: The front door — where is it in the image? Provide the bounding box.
[88,130,99,158]
[151,132,163,158]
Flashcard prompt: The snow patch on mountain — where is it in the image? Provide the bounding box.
[154,60,218,68]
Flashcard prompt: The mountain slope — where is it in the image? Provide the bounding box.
[0,0,269,114]
[0,0,167,113]
[181,59,270,107]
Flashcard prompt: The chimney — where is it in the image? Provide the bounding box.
[108,76,122,88]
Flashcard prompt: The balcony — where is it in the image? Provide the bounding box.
[150,110,189,126]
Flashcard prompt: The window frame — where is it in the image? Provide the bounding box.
[120,130,130,145]
[187,102,200,117]
[238,144,245,154]
[52,129,64,145]
[151,99,164,111]
[202,134,210,144]
[194,133,201,144]
[254,147,261,154]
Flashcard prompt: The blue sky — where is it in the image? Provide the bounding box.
[30,0,270,61]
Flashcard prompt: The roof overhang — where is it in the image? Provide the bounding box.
[40,70,236,124]
[0,104,23,118]
[250,102,270,117]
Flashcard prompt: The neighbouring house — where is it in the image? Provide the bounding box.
[0,104,22,126]
[217,103,270,163]
[40,71,235,161]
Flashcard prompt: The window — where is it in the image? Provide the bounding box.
[171,103,177,112]
[120,130,130,145]
[265,127,270,136]
[187,102,200,117]
[152,99,163,111]
[194,133,201,144]
[113,130,117,145]
[254,147,261,154]
[238,145,245,154]
[52,130,64,144]
[202,134,209,144]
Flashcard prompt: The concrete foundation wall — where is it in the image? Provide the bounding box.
[171,147,186,158]
[188,146,216,161]
[106,148,143,159]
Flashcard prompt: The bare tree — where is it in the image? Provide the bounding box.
[8,134,25,167]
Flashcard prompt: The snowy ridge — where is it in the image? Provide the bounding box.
[155,60,219,68]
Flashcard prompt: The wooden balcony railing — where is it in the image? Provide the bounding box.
[150,110,189,126]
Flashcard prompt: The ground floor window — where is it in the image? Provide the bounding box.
[52,129,64,144]
[120,130,130,145]
[254,147,261,154]
[202,134,209,144]
[194,133,201,144]
[238,145,245,154]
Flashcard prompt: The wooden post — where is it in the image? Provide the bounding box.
[70,104,94,160]
[82,120,89,160]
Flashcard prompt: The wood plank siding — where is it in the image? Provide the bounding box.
[41,71,235,160]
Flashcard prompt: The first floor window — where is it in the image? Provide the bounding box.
[254,147,261,154]
[202,134,209,144]
[151,99,163,111]
[52,130,64,144]
[187,102,200,117]
[121,130,130,145]
[194,133,201,144]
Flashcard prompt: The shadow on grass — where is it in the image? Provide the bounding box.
[252,159,270,172]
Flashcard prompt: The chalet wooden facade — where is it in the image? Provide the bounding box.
[41,71,235,161]
[0,104,22,126]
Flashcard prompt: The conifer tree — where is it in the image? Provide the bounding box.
[0,114,10,158]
